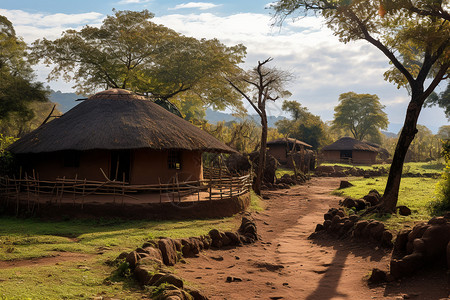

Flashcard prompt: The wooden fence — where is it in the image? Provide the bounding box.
[0,171,252,213]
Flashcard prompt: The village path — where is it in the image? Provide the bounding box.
[175,177,449,300]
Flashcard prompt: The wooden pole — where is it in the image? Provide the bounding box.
[122,172,125,206]
[158,177,162,204]
[73,174,78,205]
[59,176,65,207]
[209,172,212,201]
[197,180,200,202]
[176,173,181,203]
[13,175,19,216]
[81,178,86,209]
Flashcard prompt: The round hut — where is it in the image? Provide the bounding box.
[8,89,234,184]
[321,137,379,165]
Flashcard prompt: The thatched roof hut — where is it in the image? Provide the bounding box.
[9,89,233,154]
[8,89,234,183]
[267,138,314,170]
[321,137,379,165]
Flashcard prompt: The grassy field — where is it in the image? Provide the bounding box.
[334,176,441,230]
[320,160,445,174]
[0,192,265,299]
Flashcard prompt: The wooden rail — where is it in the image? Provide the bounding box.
[0,170,252,213]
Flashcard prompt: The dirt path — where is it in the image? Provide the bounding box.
[176,177,449,300]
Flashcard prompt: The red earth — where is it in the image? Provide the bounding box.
[175,177,449,300]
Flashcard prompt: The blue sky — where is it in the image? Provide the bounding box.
[0,0,448,133]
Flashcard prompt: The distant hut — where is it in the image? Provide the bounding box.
[8,89,234,184]
[267,138,315,172]
[321,137,379,165]
[267,138,312,165]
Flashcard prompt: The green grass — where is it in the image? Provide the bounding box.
[0,216,239,299]
[320,161,445,174]
[335,176,440,230]
[275,167,295,178]
[249,190,264,212]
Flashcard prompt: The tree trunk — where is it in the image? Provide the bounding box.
[382,92,423,211]
[254,113,268,195]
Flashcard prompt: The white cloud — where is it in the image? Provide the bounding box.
[169,2,220,10]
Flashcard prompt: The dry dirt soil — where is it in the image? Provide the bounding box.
[176,177,449,300]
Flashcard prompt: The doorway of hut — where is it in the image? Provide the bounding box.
[340,150,352,163]
[110,150,131,182]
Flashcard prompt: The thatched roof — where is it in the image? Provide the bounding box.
[8,89,235,154]
[267,138,312,148]
[322,137,378,152]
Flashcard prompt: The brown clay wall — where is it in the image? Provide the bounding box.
[130,149,202,184]
[352,151,377,165]
[322,150,340,162]
[268,145,287,164]
[22,150,109,181]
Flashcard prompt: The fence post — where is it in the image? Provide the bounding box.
[209,172,212,201]
[158,177,162,204]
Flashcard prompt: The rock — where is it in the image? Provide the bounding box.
[363,193,379,206]
[126,251,141,269]
[158,238,178,266]
[368,222,385,241]
[390,252,424,279]
[134,257,164,286]
[406,224,430,254]
[185,286,209,300]
[315,224,324,232]
[336,210,345,218]
[153,274,184,289]
[341,198,357,209]
[339,180,353,189]
[225,231,241,246]
[354,199,367,211]
[153,284,190,300]
[353,220,369,238]
[381,231,394,248]
[421,224,450,260]
[393,230,411,258]
[369,268,387,284]
[397,206,412,216]
[116,251,128,261]
[226,276,242,282]
[428,217,448,225]
[323,220,332,230]
[324,213,333,221]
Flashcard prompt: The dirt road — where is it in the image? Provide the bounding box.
[176,177,449,300]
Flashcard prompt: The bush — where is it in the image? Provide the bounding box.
[0,134,17,175]
[429,140,450,215]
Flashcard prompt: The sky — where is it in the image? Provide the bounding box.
[0,0,448,133]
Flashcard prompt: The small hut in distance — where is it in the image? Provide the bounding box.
[267,138,315,172]
[321,137,382,165]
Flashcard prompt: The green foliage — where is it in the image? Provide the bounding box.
[0,134,17,174]
[276,100,329,149]
[0,15,49,127]
[429,140,450,214]
[31,9,247,113]
[332,92,388,143]
[425,82,450,120]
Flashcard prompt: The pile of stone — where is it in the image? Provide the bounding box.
[114,217,258,299]
[389,214,450,279]
[340,189,381,211]
[314,165,388,178]
[311,206,394,249]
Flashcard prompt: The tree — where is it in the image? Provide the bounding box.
[31,10,246,112]
[437,125,450,140]
[273,0,449,212]
[227,58,292,195]
[331,92,389,142]
[276,100,328,149]
[0,15,49,133]
[425,81,450,120]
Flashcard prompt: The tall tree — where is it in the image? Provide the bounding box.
[276,100,328,149]
[273,0,449,212]
[227,58,292,195]
[332,92,389,142]
[0,15,48,132]
[31,10,246,111]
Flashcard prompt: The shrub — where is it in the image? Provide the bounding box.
[429,140,450,215]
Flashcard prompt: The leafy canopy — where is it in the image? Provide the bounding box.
[32,10,247,111]
[332,92,388,142]
[276,100,329,149]
[0,15,48,127]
